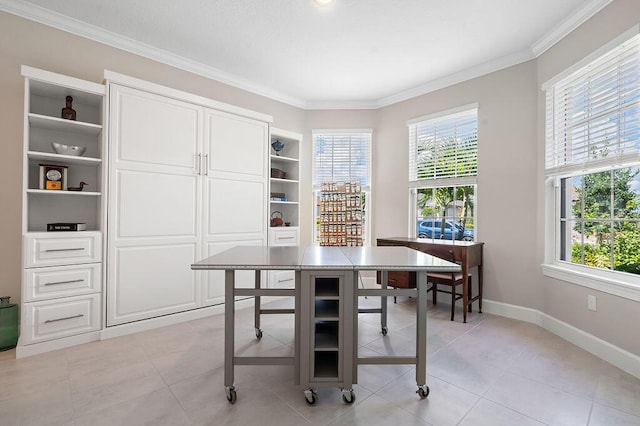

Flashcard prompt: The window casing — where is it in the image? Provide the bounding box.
[408,105,478,241]
[543,26,640,300]
[312,130,372,245]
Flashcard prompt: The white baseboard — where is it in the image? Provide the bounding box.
[483,299,640,379]
[15,298,256,357]
[16,331,101,358]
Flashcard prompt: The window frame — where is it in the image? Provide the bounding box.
[407,104,479,241]
[311,129,372,246]
[542,25,640,301]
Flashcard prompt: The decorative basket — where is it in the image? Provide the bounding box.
[270,168,287,179]
[270,211,283,227]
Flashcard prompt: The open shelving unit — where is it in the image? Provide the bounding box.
[267,127,302,289]
[312,277,341,379]
[22,66,106,233]
[18,66,105,356]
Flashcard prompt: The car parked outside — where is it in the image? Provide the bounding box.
[416,220,474,241]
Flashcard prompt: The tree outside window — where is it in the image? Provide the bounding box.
[561,167,640,275]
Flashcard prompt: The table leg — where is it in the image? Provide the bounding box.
[462,264,469,323]
[342,271,355,392]
[294,270,301,386]
[416,271,428,389]
[254,270,262,339]
[224,269,235,394]
[478,264,483,313]
[380,270,388,335]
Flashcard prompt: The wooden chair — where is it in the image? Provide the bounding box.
[426,248,472,321]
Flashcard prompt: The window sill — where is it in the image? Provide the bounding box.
[542,263,640,302]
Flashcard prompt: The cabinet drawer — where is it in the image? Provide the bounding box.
[24,263,101,302]
[269,227,299,246]
[269,270,295,289]
[24,232,101,267]
[23,294,100,345]
[376,271,416,289]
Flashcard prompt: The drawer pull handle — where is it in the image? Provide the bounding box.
[44,314,84,324]
[277,278,294,283]
[277,237,295,240]
[44,279,84,286]
[44,248,85,253]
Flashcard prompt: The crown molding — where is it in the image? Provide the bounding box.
[0,0,616,110]
[531,0,614,56]
[375,48,535,108]
[0,0,307,109]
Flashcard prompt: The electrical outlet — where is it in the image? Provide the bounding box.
[587,295,597,311]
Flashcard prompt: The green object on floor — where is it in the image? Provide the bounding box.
[0,296,19,351]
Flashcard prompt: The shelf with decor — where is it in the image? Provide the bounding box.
[18,66,106,358]
[269,127,301,229]
[22,66,105,234]
[267,128,302,291]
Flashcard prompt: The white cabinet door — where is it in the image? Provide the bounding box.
[201,239,265,306]
[203,109,268,240]
[110,85,200,171]
[107,84,202,326]
[201,109,268,306]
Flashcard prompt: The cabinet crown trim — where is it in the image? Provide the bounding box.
[104,70,273,123]
[21,65,105,95]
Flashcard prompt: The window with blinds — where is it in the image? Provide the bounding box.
[543,27,640,284]
[408,108,478,184]
[545,32,640,175]
[407,107,478,242]
[312,130,372,245]
[312,131,371,187]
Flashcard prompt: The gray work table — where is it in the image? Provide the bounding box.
[191,245,460,405]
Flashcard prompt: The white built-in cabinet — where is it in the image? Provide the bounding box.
[19,66,105,354]
[268,128,302,288]
[18,67,272,354]
[106,75,270,326]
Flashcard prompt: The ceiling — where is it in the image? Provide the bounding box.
[1,0,613,109]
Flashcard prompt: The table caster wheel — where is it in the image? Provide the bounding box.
[342,389,356,404]
[417,385,429,399]
[225,386,237,404]
[304,389,317,405]
[381,326,388,336]
[255,328,263,339]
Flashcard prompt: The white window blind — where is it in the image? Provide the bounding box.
[312,131,371,187]
[545,32,640,176]
[408,108,478,183]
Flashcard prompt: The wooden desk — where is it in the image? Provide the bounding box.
[377,237,484,323]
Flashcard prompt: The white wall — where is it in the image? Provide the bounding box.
[535,0,640,356]
[376,61,542,312]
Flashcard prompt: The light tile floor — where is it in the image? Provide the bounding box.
[1,297,639,426]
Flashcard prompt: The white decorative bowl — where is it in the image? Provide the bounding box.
[51,143,86,156]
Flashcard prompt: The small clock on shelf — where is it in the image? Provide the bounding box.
[39,164,68,190]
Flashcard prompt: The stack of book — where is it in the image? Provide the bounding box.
[270,192,287,202]
[47,222,86,231]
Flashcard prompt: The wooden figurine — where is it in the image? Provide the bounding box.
[68,181,88,191]
[61,96,76,120]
